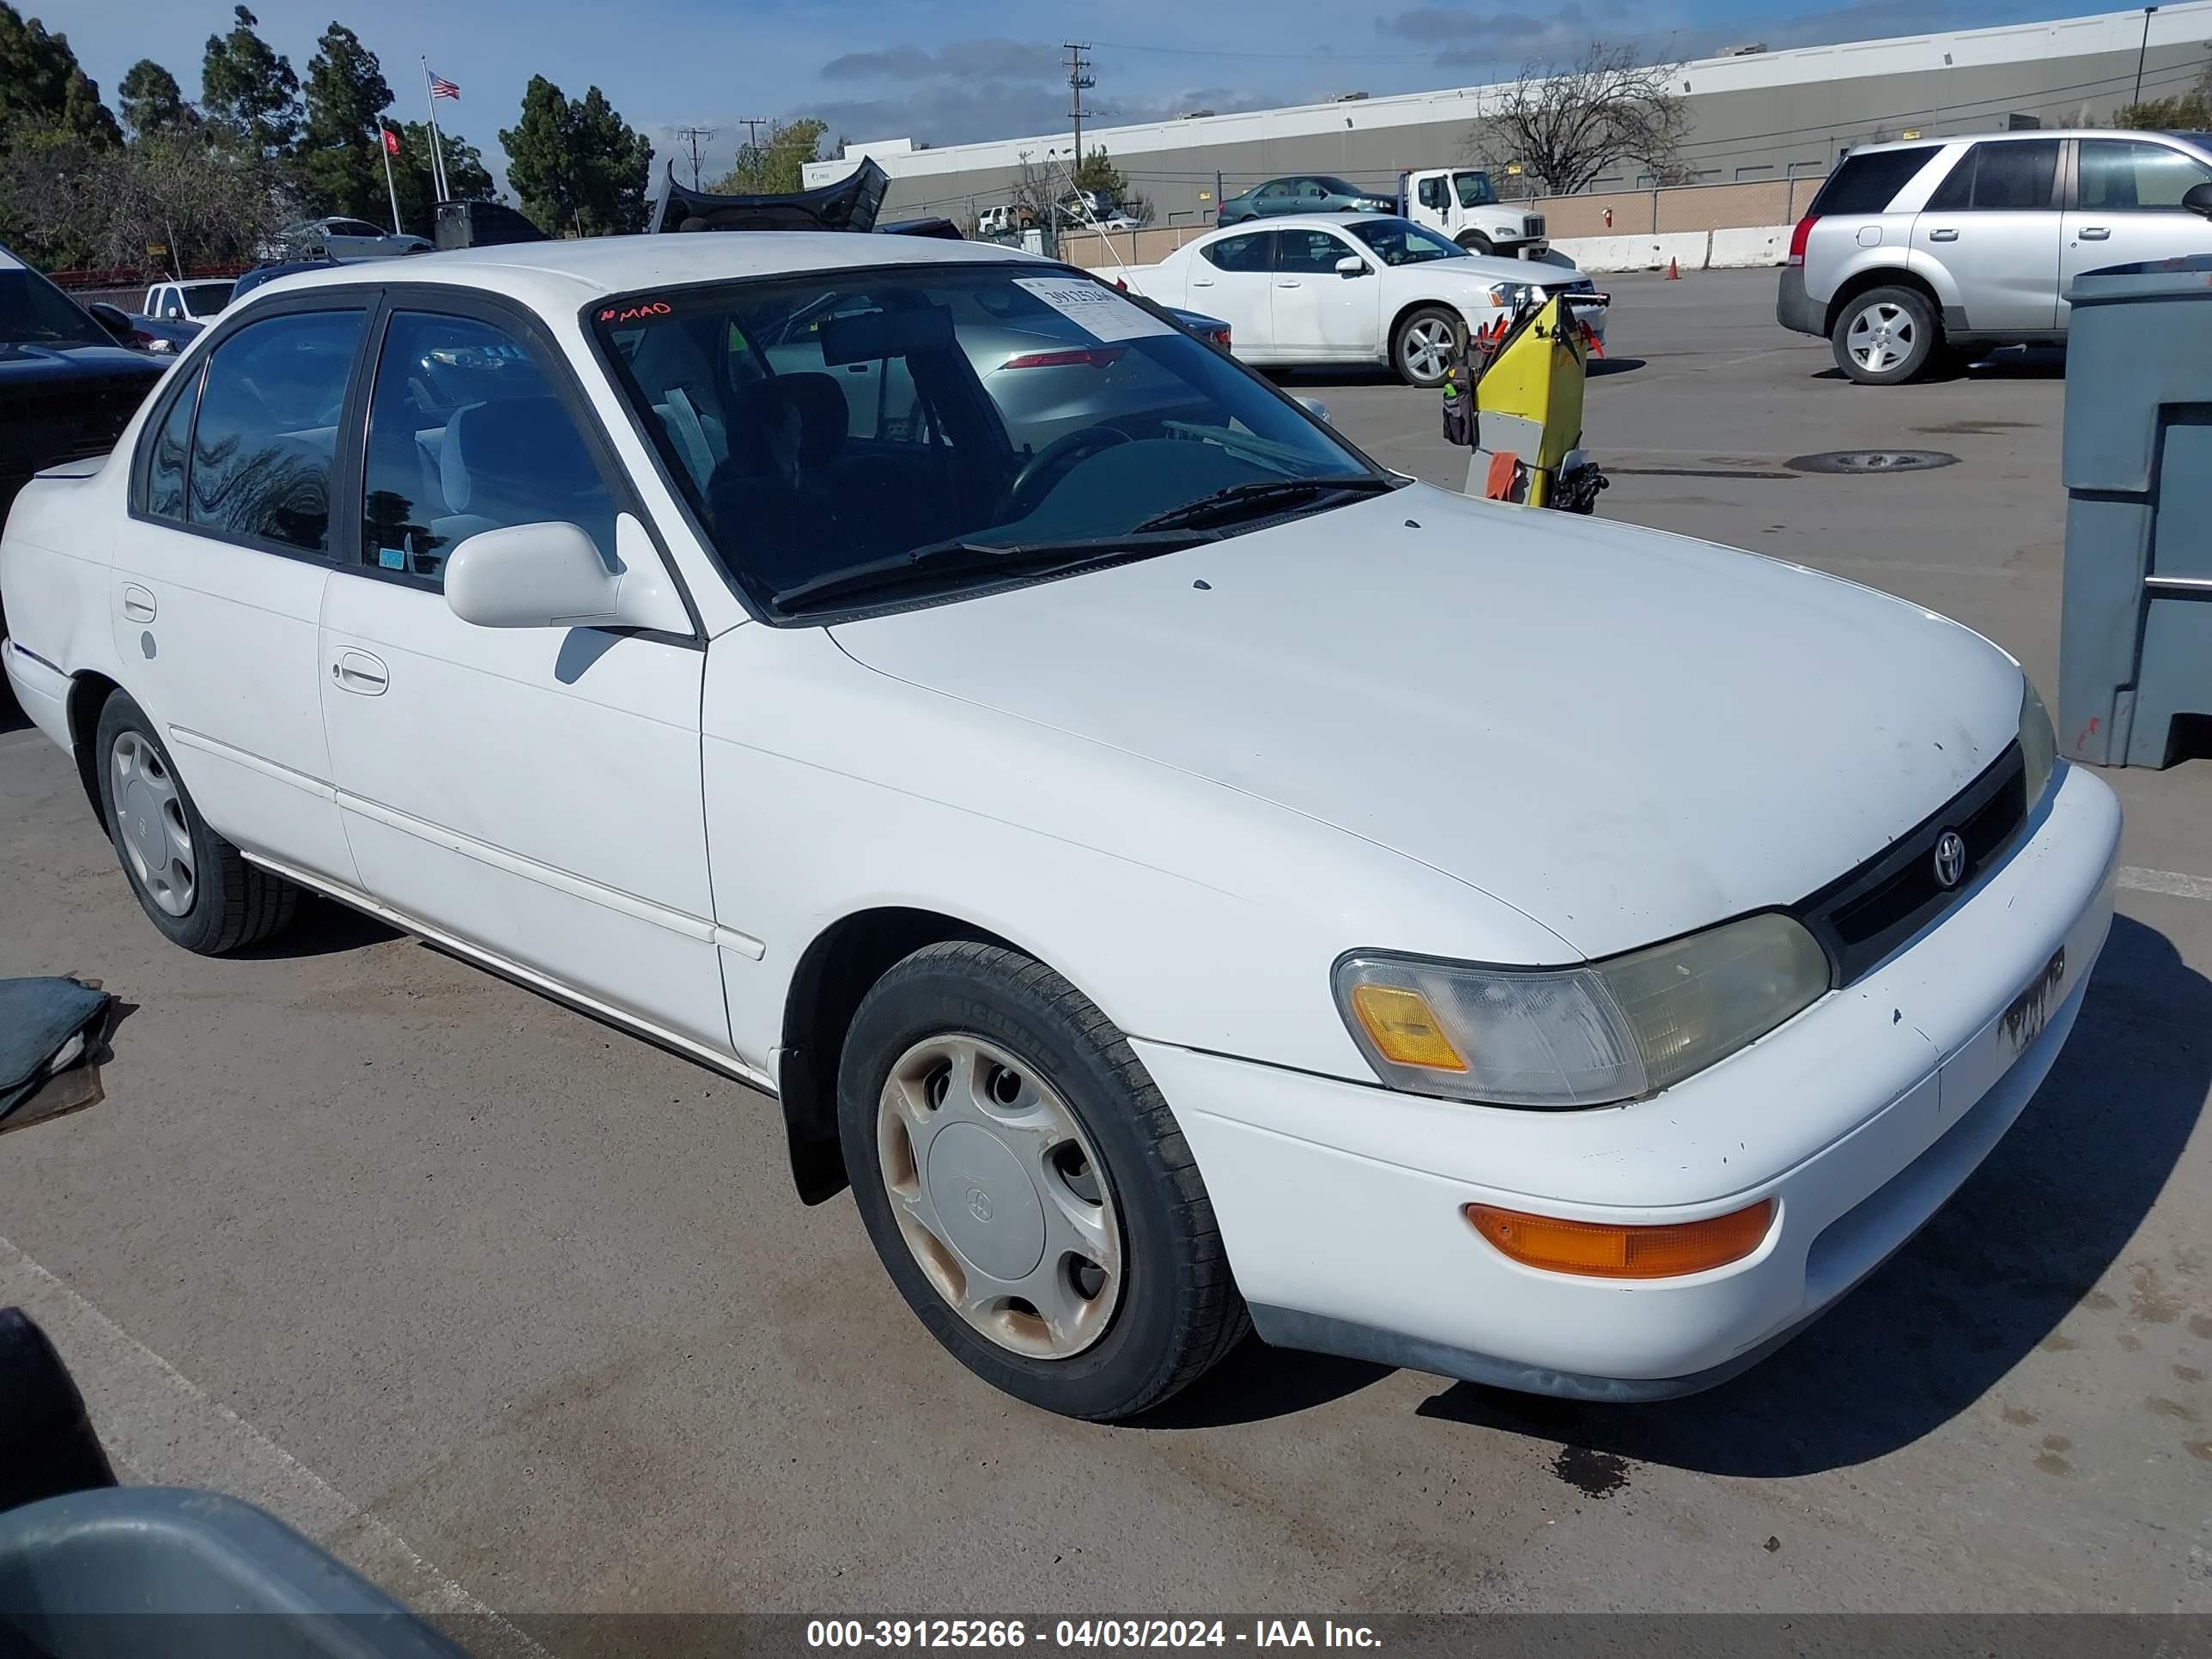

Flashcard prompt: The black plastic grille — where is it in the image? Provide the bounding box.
[1794,744,2029,986]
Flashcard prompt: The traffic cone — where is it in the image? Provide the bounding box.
[1665,256,1680,280]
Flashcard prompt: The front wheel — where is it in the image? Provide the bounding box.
[1455,232,1497,257]
[94,690,298,954]
[1394,304,1462,388]
[1831,285,1941,385]
[837,941,1248,1421]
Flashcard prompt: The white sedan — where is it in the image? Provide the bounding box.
[3,231,2118,1422]
[1121,211,1605,386]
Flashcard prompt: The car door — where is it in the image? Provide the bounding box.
[1249,181,1297,221]
[108,301,367,887]
[1270,225,1380,358]
[1911,138,2063,334]
[2061,137,2212,321]
[317,295,730,1056]
[1184,230,1279,357]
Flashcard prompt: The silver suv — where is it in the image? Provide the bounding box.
[1778,130,2212,384]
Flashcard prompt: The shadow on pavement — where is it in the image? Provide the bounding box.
[1411,913,2206,1475]
[227,896,401,960]
[1137,1334,1393,1430]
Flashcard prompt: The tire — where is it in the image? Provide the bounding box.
[1830,285,1942,386]
[1393,303,1462,388]
[93,690,298,954]
[837,940,1248,1421]
[1456,232,1497,257]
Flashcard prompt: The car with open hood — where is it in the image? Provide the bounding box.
[1,230,2118,1422]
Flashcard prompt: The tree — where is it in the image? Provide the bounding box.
[1071,145,1128,208]
[501,76,653,234]
[118,60,191,138]
[708,117,826,195]
[0,122,283,270]
[2116,65,2212,130]
[386,121,494,236]
[0,4,120,147]
[202,6,299,160]
[294,22,394,224]
[1468,41,1687,197]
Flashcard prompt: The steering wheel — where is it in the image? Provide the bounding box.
[999,426,1132,522]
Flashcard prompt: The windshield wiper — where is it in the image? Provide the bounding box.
[772,528,1218,611]
[1131,473,1402,533]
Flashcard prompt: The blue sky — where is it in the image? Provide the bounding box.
[43,0,2091,190]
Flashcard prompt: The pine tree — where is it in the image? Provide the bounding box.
[200,5,299,159]
[295,22,395,223]
[0,3,120,147]
[118,60,191,138]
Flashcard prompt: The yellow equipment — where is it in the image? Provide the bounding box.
[1441,289,1608,514]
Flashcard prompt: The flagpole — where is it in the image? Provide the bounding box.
[379,125,402,234]
[421,58,450,201]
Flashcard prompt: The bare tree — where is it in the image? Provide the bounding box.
[1468,41,1688,197]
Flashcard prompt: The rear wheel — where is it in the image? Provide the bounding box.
[1831,285,1941,385]
[837,941,1247,1421]
[1394,304,1461,388]
[1456,231,1497,257]
[94,691,298,955]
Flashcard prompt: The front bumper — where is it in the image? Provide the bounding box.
[1777,264,1823,336]
[1141,763,2122,1397]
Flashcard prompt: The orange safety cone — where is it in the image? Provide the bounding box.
[1665,256,1680,280]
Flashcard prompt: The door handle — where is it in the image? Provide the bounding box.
[120,583,156,623]
[1275,280,1302,289]
[2078,226,2111,240]
[1928,228,1959,242]
[1189,277,1216,287]
[331,648,388,696]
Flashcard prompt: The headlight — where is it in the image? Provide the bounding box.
[1334,914,1832,1109]
[1486,281,1540,309]
[2020,677,2057,805]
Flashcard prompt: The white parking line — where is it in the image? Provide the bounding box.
[0,1235,548,1657]
[2120,865,2212,902]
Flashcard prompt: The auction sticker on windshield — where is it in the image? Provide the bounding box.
[1014,276,1172,343]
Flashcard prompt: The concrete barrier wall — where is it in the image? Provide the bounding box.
[1060,222,1796,277]
[1549,231,1715,274]
[1709,224,1793,267]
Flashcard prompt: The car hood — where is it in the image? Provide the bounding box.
[0,339,165,379]
[828,485,2022,960]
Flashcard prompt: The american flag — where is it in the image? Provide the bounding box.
[428,70,460,100]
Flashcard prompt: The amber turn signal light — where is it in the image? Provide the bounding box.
[1464,1198,1775,1279]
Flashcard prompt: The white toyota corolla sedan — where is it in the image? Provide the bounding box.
[1,232,2119,1421]
[1120,212,1605,386]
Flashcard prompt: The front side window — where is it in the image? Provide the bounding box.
[594,264,1382,614]
[187,308,363,552]
[1202,231,1273,272]
[358,310,617,587]
[2079,139,2212,210]
[1275,228,1357,273]
[1346,217,1466,265]
[1418,176,1447,210]
[1454,171,1498,208]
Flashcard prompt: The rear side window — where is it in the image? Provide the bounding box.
[145,370,197,520]
[187,309,365,553]
[1808,147,1940,215]
[1924,140,2062,212]
[1202,231,1273,272]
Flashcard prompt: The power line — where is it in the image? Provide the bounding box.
[737,116,769,187]
[675,125,715,190]
[1066,43,1095,164]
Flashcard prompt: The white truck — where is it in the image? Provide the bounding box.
[1398,169,1547,258]
[141,278,235,327]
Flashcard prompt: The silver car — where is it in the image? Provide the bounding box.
[1778,130,2212,384]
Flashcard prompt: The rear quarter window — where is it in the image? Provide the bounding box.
[1808,148,1942,215]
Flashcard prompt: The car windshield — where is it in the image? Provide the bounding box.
[0,263,110,347]
[182,281,234,311]
[1346,217,1467,265]
[1315,178,1365,197]
[593,263,1382,613]
[1454,172,1498,207]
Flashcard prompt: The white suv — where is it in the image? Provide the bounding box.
[1778,130,2212,384]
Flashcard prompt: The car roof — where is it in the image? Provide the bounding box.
[240,230,1049,315]
[1211,211,1400,230]
[1846,129,2212,154]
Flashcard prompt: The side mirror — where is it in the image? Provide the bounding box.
[1295,395,1332,424]
[442,517,690,634]
[2185,181,2212,221]
[85,302,134,342]
[1334,255,1370,277]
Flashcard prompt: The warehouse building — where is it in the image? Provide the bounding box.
[802,2,2212,228]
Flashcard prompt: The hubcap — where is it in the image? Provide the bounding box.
[1403,318,1452,380]
[1846,301,1917,373]
[112,730,195,916]
[876,1035,1121,1359]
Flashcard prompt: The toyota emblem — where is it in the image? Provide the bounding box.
[1932,830,1967,890]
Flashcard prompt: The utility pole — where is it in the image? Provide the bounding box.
[676,125,715,191]
[1065,43,1094,173]
[738,117,769,188]
[2133,5,2159,106]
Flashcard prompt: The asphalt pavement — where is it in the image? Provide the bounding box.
[2,267,2207,1632]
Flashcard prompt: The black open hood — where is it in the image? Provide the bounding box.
[650,159,890,234]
